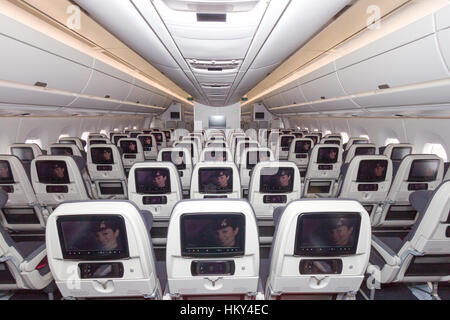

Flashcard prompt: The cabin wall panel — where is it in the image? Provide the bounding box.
[289,116,450,161]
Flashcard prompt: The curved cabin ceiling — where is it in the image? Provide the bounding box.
[73,0,354,106]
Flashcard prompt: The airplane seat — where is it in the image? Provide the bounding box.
[111,134,130,146]
[50,143,85,161]
[128,162,182,246]
[173,141,199,165]
[118,138,145,176]
[234,140,260,165]
[343,144,378,164]
[87,138,111,147]
[265,199,371,300]
[231,135,250,160]
[31,156,92,214]
[72,155,97,199]
[87,144,128,199]
[200,147,232,163]
[276,134,296,160]
[287,138,315,178]
[137,134,158,160]
[58,137,85,152]
[239,148,275,198]
[304,144,344,198]
[10,143,44,179]
[45,201,162,299]
[368,180,450,300]
[157,147,192,197]
[321,138,343,148]
[374,154,444,229]
[336,155,393,222]
[164,199,262,300]
[0,155,46,232]
[344,137,370,152]
[248,161,301,244]
[382,143,414,168]
[205,141,228,149]
[190,162,241,200]
[152,131,167,149]
[444,162,450,181]
[0,189,55,295]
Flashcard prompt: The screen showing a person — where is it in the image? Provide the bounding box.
[120,141,138,154]
[153,133,163,144]
[408,159,440,182]
[135,168,171,194]
[11,147,34,161]
[181,213,245,257]
[260,167,295,193]
[51,147,73,156]
[36,161,70,184]
[91,147,114,165]
[0,160,14,183]
[281,136,294,148]
[57,215,129,260]
[198,168,233,194]
[138,136,153,151]
[162,151,186,170]
[163,131,171,140]
[357,160,388,182]
[205,151,227,162]
[355,147,376,156]
[295,141,312,154]
[246,151,271,170]
[113,135,127,145]
[317,147,339,164]
[391,147,412,161]
[295,213,361,256]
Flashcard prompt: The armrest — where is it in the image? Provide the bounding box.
[20,244,46,273]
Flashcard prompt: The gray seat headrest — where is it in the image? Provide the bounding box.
[0,189,8,208]
[273,206,286,226]
[140,210,154,230]
[71,155,86,171]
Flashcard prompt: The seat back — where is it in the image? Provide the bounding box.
[31,156,91,210]
[266,199,371,299]
[128,162,182,221]
[46,201,162,299]
[50,144,84,158]
[234,140,260,165]
[58,137,85,151]
[343,144,378,163]
[165,199,260,299]
[87,138,110,146]
[87,144,127,199]
[157,147,193,192]
[344,137,369,151]
[276,135,295,160]
[248,161,301,220]
[118,138,145,174]
[152,131,167,149]
[137,134,158,160]
[376,154,444,228]
[0,155,45,231]
[239,148,275,191]
[200,147,232,162]
[337,155,393,218]
[382,143,413,169]
[321,138,343,148]
[190,162,241,199]
[205,141,228,149]
[303,134,321,146]
[304,144,343,197]
[393,181,450,282]
[111,134,130,146]
[287,139,314,176]
[173,141,199,165]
